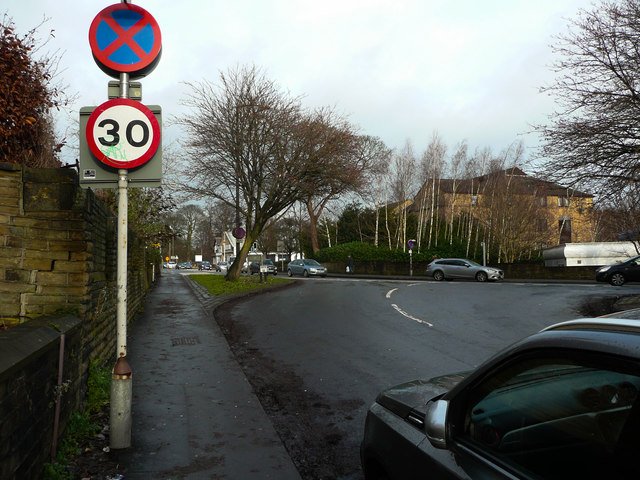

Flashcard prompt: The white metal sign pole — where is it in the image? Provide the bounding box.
[110,70,133,449]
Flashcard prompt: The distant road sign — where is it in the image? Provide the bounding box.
[233,227,246,239]
[408,240,416,249]
[86,99,160,169]
[89,3,162,78]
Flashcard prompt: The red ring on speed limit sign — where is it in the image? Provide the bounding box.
[86,98,160,169]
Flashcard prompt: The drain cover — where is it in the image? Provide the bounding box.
[171,336,201,346]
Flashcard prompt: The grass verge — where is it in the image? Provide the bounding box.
[190,273,293,296]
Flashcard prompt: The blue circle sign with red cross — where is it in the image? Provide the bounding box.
[233,227,246,240]
[89,3,162,79]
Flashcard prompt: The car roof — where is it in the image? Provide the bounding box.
[542,317,640,334]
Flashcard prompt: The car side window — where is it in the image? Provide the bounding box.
[458,355,640,479]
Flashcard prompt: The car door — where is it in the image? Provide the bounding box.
[625,258,640,282]
[456,260,476,279]
[439,351,640,479]
[447,260,469,279]
[291,260,302,275]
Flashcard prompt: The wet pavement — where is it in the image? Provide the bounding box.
[113,272,301,479]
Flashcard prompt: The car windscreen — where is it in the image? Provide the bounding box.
[303,260,321,266]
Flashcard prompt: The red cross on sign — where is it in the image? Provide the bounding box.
[89,3,162,79]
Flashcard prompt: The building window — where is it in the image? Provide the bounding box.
[557,197,570,207]
[471,195,478,206]
[559,218,572,243]
[536,218,548,231]
[539,196,547,206]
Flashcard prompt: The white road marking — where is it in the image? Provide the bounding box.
[391,303,433,327]
[386,288,398,299]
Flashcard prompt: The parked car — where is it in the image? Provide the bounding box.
[199,261,212,271]
[360,317,640,480]
[426,258,503,282]
[249,259,277,275]
[177,262,192,269]
[216,261,228,272]
[595,255,640,286]
[165,261,177,269]
[287,259,327,277]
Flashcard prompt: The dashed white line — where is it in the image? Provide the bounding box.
[391,303,433,327]
[386,288,398,299]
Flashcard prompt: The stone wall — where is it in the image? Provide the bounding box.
[0,162,159,479]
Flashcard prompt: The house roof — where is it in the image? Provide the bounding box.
[416,167,593,199]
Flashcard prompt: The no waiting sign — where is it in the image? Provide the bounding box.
[89,3,162,78]
[86,98,160,169]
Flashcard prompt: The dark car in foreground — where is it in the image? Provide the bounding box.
[249,259,277,275]
[596,255,640,286]
[287,259,327,277]
[361,318,640,480]
[199,261,212,271]
[426,258,503,282]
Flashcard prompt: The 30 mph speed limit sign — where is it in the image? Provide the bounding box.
[86,98,160,169]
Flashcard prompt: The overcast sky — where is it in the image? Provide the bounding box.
[7,0,586,166]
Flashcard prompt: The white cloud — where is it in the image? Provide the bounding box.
[7,0,585,163]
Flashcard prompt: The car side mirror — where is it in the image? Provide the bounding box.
[425,399,448,449]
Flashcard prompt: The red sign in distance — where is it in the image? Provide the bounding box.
[86,99,160,169]
[89,3,162,78]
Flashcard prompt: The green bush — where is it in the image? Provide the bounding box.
[314,241,471,263]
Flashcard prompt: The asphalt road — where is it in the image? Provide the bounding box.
[214,277,640,479]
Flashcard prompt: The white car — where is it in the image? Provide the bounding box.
[216,261,228,272]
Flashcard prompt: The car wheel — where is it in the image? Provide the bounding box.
[303,269,309,278]
[475,271,488,282]
[287,269,293,277]
[433,270,445,281]
[610,273,626,286]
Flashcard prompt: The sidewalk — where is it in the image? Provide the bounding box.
[113,272,301,479]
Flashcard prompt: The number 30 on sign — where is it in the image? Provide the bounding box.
[86,98,160,169]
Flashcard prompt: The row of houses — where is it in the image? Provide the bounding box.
[213,230,293,266]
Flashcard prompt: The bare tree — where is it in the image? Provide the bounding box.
[354,136,392,247]
[445,141,467,245]
[175,204,204,261]
[595,183,640,253]
[298,114,368,254]
[419,132,447,249]
[536,0,640,200]
[390,140,417,250]
[175,65,351,279]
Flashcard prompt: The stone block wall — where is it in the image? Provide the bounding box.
[0,162,160,479]
[0,316,83,479]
